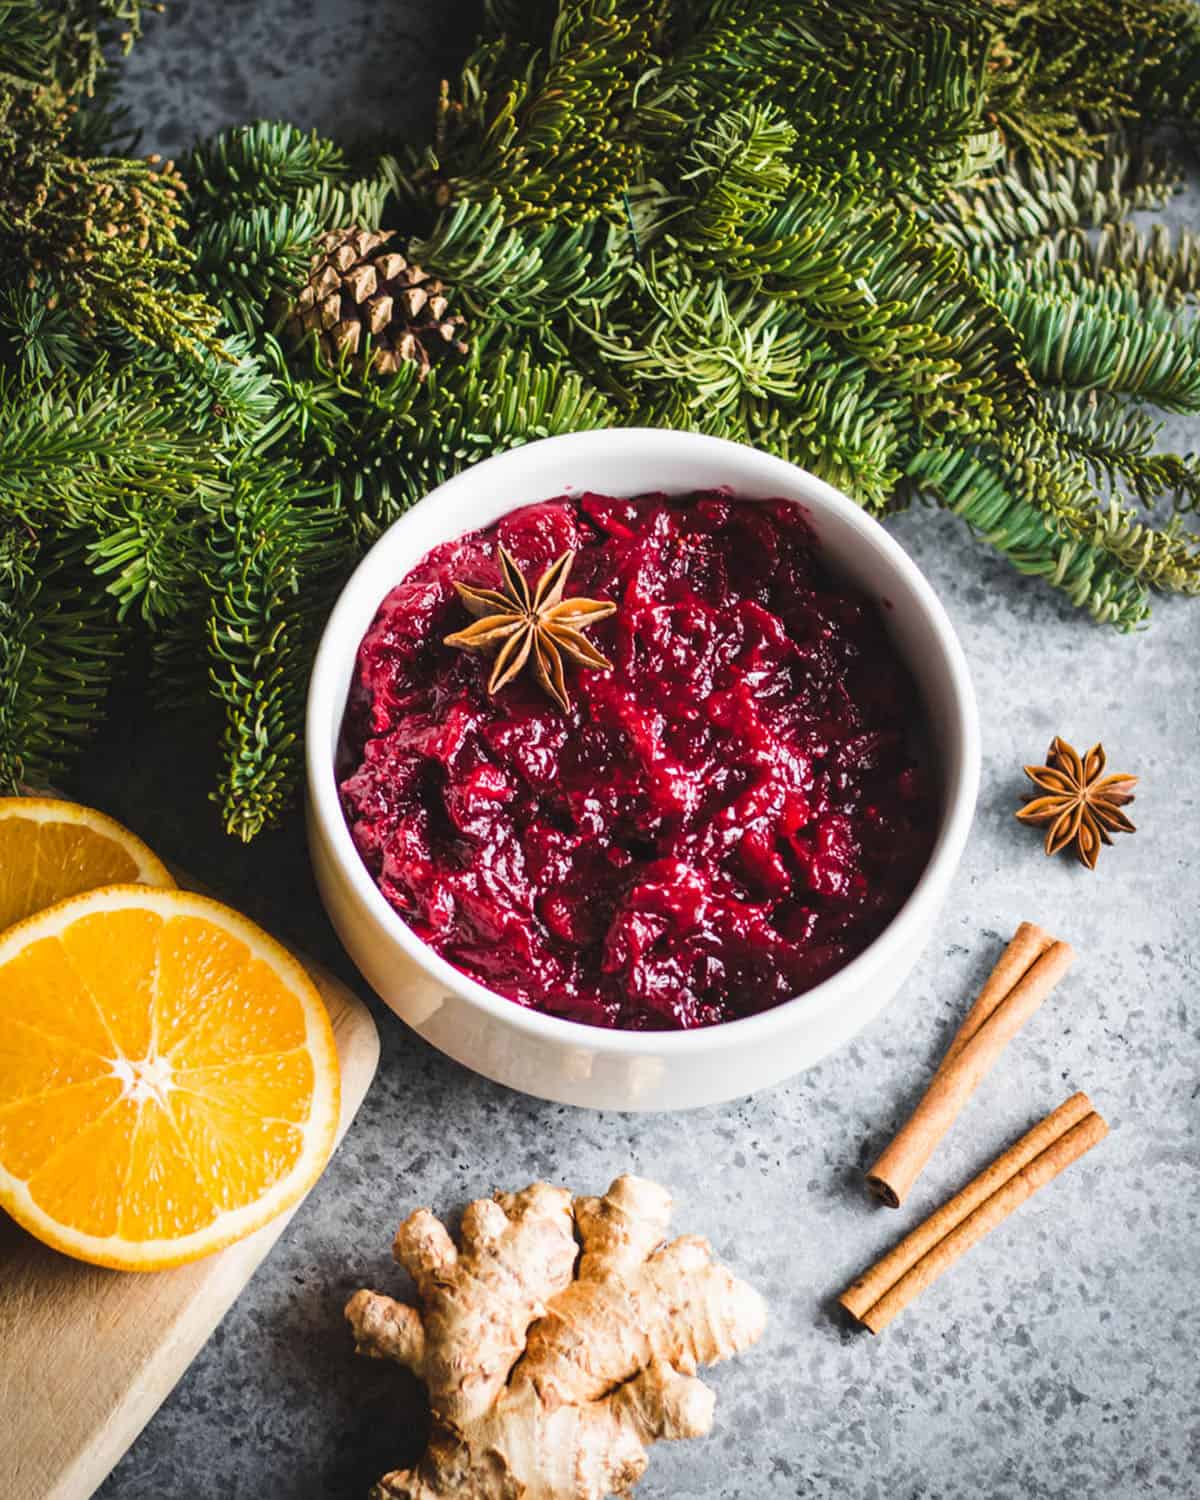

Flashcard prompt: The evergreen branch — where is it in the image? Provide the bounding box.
[986,259,1200,409]
[255,333,426,543]
[258,330,404,452]
[204,461,349,840]
[394,341,619,512]
[641,19,1003,194]
[1040,386,1200,512]
[298,160,394,232]
[783,26,1003,194]
[638,0,996,146]
[0,365,226,515]
[183,121,346,210]
[1024,221,1200,306]
[0,525,126,790]
[0,282,90,376]
[183,123,395,268]
[444,0,657,221]
[673,176,1033,430]
[1134,3,1200,125]
[0,366,226,618]
[0,0,154,98]
[658,372,909,515]
[577,258,818,418]
[674,103,797,246]
[931,136,1182,257]
[188,199,321,337]
[124,332,284,446]
[411,197,629,325]
[1076,497,1200,590]
[904,440,1152,629]
[910,408,1200,615]
[0,81,223,358]
[987,420,1200,591]
[981,0,1198,159]
[1026,0,1200,141]
[0,2,65,89]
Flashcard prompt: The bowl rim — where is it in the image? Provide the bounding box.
[306,428,980,1056]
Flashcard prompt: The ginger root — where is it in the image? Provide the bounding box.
[346,1174,766,1500]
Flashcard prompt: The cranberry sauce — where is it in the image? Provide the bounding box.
[339,493,937,1030]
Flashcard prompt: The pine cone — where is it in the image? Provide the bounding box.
[284,227,467,378]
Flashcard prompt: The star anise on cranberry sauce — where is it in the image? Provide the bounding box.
[444,545,616,713]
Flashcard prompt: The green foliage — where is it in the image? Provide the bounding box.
[204,460,348,841]
[4,0,1200,837]
[0,78,221,358]
[0,367,226,618]
[902,438,1155,628]
[0,283,90,376]
[983,254,1200,409]
[189,200,323,336]
[412,198,626,325]
[0,2,221,358]
[1042,386,1200,511]
[441,0,660,221]
[932,135,1183,257]
[0,0,154,98]
[397,343,619,507]
[0,526,126,790]
[184,122,347,209]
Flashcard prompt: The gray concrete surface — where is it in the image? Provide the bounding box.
[81,6,1200,1497]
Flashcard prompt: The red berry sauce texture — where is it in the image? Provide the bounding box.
[339,493,938,1030]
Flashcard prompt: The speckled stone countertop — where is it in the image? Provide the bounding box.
[77,6,1200,1496]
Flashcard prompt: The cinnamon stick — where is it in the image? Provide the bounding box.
[841,1092,1108,1333]
[866,924,1075,1207]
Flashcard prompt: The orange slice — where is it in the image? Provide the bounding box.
[0,885,340,1270]
[0,797,174,933]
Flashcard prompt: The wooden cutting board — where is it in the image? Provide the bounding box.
[0,856,381,1500]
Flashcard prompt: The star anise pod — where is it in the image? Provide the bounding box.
[1015,736,1137,870]
[444,545,617,712]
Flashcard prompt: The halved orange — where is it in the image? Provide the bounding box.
[0,797,175,933]
[0,885,340,1270]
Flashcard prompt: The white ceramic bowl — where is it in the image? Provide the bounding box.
[307,430,979,1111]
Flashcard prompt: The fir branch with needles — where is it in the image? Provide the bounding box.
[0,525,127,791]
[203,458,349,842]
[4,0,1200,837]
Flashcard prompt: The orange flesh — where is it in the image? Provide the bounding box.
[0,897,334,1260]
[0,820,143,932]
